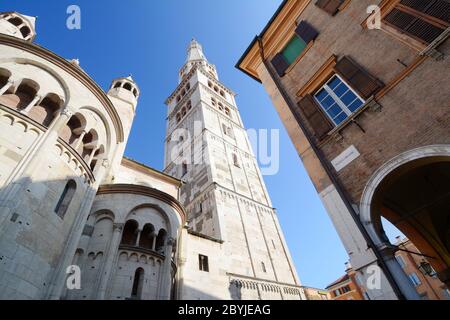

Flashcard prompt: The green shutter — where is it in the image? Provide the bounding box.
[282,36,307,65]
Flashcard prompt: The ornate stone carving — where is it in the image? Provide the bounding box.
[60,107,75,118]
[167,237,176,247]
[113,223,124,232]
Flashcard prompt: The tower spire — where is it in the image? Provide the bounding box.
[179,38,218,83]
[186,38,207,63]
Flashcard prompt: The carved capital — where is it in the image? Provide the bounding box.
[167,237,176,247]
[60,107,75,118]
[101,158,110,168]
[113,223,124,232]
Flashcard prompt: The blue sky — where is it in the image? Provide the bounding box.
[3,0,403,290]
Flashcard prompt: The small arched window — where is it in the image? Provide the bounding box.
[139,224,155,250]
[131,268,145,300]
[225,108,231,117]
[261,262,266,273]
[8,17,23,27]
[114,82,121,88]
[220,90,226,98]
[59,114,85,146]
[123,82,132,91]
[208,81,213,88]
[155,229,167,253]
[29,93,62,127]
[55,180,77,219]
[176,113,181,124]
[218,103,224,111]
[20,26,31,39]
[182,162,188,177]
[181,108,187,117]
[2,79,39,110]
[186,83,191,91]
[121,220,139,245]
[233,153,240,168]
[187,100,192,110]
[211,98,216,106]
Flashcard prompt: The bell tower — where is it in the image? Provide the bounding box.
[164,40,303,298]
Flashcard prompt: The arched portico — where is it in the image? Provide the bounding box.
[360,145,450,298]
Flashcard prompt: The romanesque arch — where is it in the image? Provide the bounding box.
[359,145,450,289]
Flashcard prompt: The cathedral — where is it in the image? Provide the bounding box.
[0,12,305,300]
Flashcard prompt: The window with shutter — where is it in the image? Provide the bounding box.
[296,94,333,139]
[271,53,290,77]
[334,56,383,99]
[271,21,319,77]
[315,0,345,16]
[383,0,450,45]
[314,75,365,126]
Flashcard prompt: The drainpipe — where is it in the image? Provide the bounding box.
[256,37,406,300]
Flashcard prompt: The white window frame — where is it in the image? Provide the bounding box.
[408,273,421,287]
[395,255,406,268]
[314,74,365,126]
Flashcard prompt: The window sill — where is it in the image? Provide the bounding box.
[419,26,450,61]
[320,97,382,144]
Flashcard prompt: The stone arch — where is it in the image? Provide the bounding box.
[79,106,112,158]
[58,112,87,146]
[0,78,39,110]
[139,223,155,250]
[93,209,115,224]
[126,203,174,238]
[90,144,105,172]
[119,252,128,261]
[360,144,450,290]
[80,129,99,162]
[55,179,77,219]
[155,228,167,253]
[0,58,70,103]
[121,219,139,246]
[123,82,132,91]
[28,92,63,127]
[131,267,145,299]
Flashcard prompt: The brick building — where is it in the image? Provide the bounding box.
[326,263,366,300]
[328,238,450,300]
[237,0,450,300]
[393,237,450,300]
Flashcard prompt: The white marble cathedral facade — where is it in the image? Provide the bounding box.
[0,12,305,300]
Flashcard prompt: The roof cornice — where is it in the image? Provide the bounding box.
[121,157,182,187]
[97,184,186,223]
[236,0,311,82]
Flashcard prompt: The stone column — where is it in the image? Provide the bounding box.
[379,244,421,300]
[22,94,42,114]
[151,233,157,251]
[135,229,142,247]
[87,147,98,166]
[157,237,175,300]
[74,130,87,150]
[96,223,124,300]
